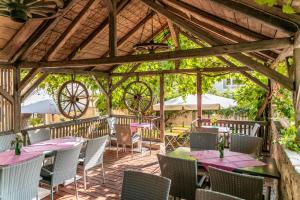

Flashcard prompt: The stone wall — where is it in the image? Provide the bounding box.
[271,122,300,200]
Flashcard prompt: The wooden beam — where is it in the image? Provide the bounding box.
[21,73,48,101]
[110,66,251,77]
[159,74,165,140]
[93,75,109,96]
[43,0,98,61]
[19,68,40,92]
[0,85,14,103]
[68,0,130,60]
[197,72,202,126]
[20,38,292,69]
[11,0,78,62]
[163,0,270,40]
[13,67,21,132]
[108,0,117,57]
[210,0,298,34]
[167,20,180,69]
[40,68,100,76]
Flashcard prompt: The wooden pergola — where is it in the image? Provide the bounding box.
[0,0,300,140]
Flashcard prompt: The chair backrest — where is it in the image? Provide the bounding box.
[27,128,51,144]
[209,167,263,200]
[51,143,82,186]
[230,135,263,156]
[196,189,244,200]
[190,132,218,150]
[195,127,218,133]
[121,170,171,200]
[107,117,117,134]
[0,154,44,200]
[250,123,260,137]
[157,154,198,200]
[0,132,15,152]
[115,124,133,145]
[83,135,108,171]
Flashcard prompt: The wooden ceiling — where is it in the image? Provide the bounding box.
[0,0,299,72]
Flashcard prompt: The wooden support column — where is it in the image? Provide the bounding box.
[13,67,21,132]
[107,76,113,116]
[108,0,117,57]
[160,74,165,141]
[197,72,202,127]
[294,47,300,140]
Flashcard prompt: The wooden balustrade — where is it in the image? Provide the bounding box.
[112,114,161,141]
[191,118,269,151]
[22,117,109,142]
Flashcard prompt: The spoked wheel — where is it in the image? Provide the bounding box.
[57,80,89,119]
[123,81,153,114]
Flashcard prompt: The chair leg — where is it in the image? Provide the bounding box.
[83,169,87,190]
[116,143,119,158]
[50,186,54,200]
[131,143,134,156]
[102,162,105,184]
[74,176,78,200]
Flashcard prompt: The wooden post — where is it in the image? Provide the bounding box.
[294,47,300,141]
[160,74,165,141]
[107,76,113,116]
[13,67,21,132]
[197,72,202,127]
[108,0,117,57]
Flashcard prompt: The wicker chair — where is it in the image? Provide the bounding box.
[157,154,206,200]
[40,144,82,200]
[80,135,108,190]
[209,167,263,200]
[106,117,117,148]
[115,124,141,158]
[0,132,15,152]
[196,189,244,200]
[230,134,263,157]
[0,154,44,200]
[194,127,218,133]
[250,123,261,137]
[121,170,171,200]
[27,128,51,144]
[190,131,218,150]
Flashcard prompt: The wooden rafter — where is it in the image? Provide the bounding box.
[209,0,298,34]
[43,0,99,61]
[19,68,40,92]
[167,20,180,69]
[10,0,78,62]
[68,0,130,60]
[108,0,117,57]
[19,38,292,68]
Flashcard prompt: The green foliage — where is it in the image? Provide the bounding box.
[279,125,300,152]
[255,0,296,13]
[29,117,43,127]
[272,87,294,120]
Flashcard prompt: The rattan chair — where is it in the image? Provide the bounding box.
[40,144,82,200]
[27,128,51,144]
[190,131,218,150]
[194,127,219,133]
[121,170,171,200]
[196,189,244,200]
[0,132,15,152]
[209,167,263,200]
[230,134,263,157]
[80,135,108,190]
[106,117,117,148]
[157,154,206,200]
[0,154,44,200]
[115,124,141,158]
[250,123,261,137]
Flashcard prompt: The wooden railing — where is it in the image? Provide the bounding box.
[191,118,270,152]
[112,114,161,141]
[22,117,110,143]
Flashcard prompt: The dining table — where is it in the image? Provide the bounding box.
[0,136,84,167]
[166,147,280,200]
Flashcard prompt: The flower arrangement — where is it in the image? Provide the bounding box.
[218,136,225,158]
[210,114,218,126]
[11,132,23,155]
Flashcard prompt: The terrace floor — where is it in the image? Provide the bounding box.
[42,148,160,200]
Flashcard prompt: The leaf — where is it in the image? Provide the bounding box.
[282,4,296,14]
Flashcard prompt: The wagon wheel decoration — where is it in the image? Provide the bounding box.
[123,81,153,114]
[58,80,89,119]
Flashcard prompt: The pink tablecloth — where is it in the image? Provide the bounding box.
[190,150,266,171]
[0,137,83,167]
[130,122,152,133]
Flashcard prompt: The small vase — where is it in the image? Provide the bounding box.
[219,149,224,158]
[15,142,21,155]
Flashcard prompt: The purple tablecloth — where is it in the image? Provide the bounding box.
[190,150,266,171]
[0,137,83,167]
[130,122,152,133]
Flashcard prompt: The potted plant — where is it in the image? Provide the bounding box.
[210,114,218,127]
[218,136,225,158]
[11,132,24,155]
